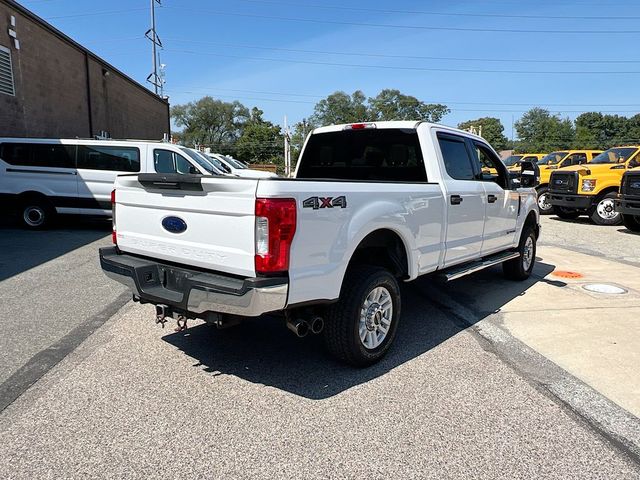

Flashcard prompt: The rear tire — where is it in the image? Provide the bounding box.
[536,186,554,215]
[503,224,536,281]
[20,197,55,229]
[622,214,640,232]
[555,207,581,220]
[323,265,401,367]
[590,192,622,226]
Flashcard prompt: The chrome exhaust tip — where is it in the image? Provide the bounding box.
[309,316,324,335]
[287,318,310,338]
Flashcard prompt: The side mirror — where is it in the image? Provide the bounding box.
[189,165,199,174]
[520,160,540,188]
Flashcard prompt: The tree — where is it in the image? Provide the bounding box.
[514,108,574,152]
[310,90,370,126]
[235,118,283,165]
[171,96,250,149]
[369,89,449,122]
[574,112,630,149]
[458,117,508,151]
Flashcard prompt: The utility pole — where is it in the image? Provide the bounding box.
[146,0,163,95]
[283,116,291,177]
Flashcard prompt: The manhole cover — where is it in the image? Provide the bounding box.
[552,270,584,279]
[582,284,627,295]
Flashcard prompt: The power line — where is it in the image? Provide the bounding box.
[47,7,148,20]
[167,86,640,108]
[164,48,640,75]
[219,0,640,21]
[163,38,640,65]
[164,8,640,35]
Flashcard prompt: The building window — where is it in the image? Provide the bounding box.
[0,45,16,96]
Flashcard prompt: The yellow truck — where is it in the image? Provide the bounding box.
[548,146,640,225]
[615,166,640,232]
[504,153,546,172]
[535,150,602,214]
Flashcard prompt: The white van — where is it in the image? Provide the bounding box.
[0,138,220,228]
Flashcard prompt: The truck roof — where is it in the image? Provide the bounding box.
[312,121,485,142]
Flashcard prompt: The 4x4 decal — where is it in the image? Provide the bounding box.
[303,196,347,210]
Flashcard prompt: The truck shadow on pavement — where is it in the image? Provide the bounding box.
[0,215,111,281]
[163,260,559,400]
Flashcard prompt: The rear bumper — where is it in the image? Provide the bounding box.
[615,194,640,216]
[99,247,288,317]
[548,193,593,210]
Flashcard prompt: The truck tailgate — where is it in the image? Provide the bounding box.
[114,174,258,277]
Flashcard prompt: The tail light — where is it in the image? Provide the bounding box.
[255,198,296,274]
[111,189,117,245]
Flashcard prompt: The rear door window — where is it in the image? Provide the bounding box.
[297,128,427,182]
[0,143,75,168]
[77,145,140,172]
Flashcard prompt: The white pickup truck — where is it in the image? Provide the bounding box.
[100,121,540,366]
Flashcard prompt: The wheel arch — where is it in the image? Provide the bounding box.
[345,228,411,281]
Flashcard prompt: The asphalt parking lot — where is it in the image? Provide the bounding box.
[1,214,639,478]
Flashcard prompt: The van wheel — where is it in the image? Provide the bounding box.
[590,192,622,226]
[536,186,554,215]
[20,198,55,229]
[622,214,640,232]
[324,265,401,367]
[555,207,581,220]
[503,224,536,281]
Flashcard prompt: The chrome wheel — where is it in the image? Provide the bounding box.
[537,192,552,212]
[522,235,534,271]
[596,198,619,221]
[359,286,393,350]
[23,206,46,227]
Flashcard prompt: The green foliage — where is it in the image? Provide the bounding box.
[457,117,508,151]
[574,112,630,149]
[514,108,575,152]
[309,89,449,126]
[369,89,449,122]
[235,120,283,164]
[310,91,370,126]
[171,96,250,150]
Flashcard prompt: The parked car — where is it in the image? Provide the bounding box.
[206,153,278,179]
[100,121,540,366]
[535,150,602,215]
[615,166,640,232]
[548,146,640,225]
[0,138,219,228]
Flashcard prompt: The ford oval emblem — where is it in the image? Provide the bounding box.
[162,216,187,234]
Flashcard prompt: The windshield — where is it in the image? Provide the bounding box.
[503,155,523,166]
[225,156,247,169]
[538,151,568,166]
[178,147,220,174]
[591,147,638,164]
[206,154,233,174]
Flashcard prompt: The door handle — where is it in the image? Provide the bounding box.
[488,194,497,203]
[450,195,463,205]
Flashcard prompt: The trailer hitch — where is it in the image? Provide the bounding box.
[155,304,170,328]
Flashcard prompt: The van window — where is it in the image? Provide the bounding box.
[0,143,75,168]
[77,145,140,172]
[154,149,195,174]
[297,128,427,182]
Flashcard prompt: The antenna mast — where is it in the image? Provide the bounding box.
[146,0,163,95]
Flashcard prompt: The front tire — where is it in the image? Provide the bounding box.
[324,265,401,367]
[622,214,640,232]
[503,224,536,281]
[590,192,622,226]
[536,186,554,215]
[20,198,55,229]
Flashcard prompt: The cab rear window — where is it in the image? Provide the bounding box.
[297,128,427,182]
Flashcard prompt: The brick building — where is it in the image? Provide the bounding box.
[0,0,169,139]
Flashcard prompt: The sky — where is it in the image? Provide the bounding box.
[18,0,640,137]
